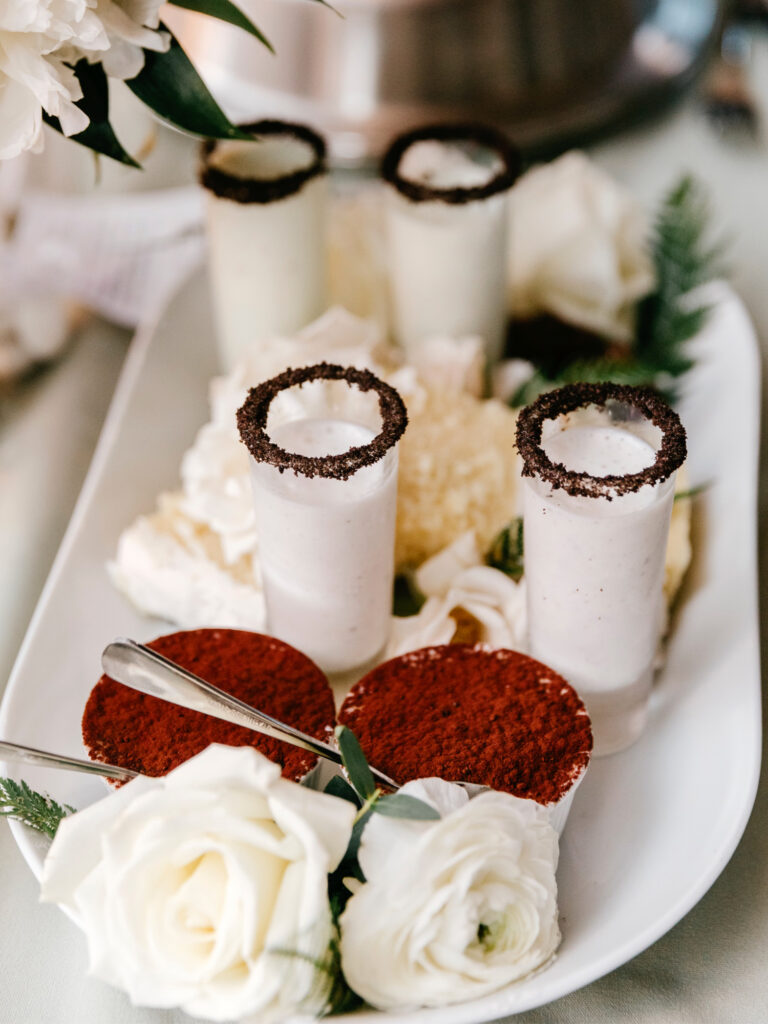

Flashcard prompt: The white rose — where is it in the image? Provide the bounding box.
[340,778,559,1010]
[508,151,655,342]
[41,745,356,1022]
[386,532,526,657]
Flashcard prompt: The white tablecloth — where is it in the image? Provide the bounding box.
[2,50,768,1024]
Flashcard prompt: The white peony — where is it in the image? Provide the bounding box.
[41,745,356,1022]
[0,0,168,160]
[340,778,560,1010]
[79,0,168,80]
[0,0,108,158]
[508,151,655,342]
[386,531,526,657]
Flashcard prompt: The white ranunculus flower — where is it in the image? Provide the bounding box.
[41,745,356,1022]
[386,531,526,657]
[340,778,560,1010]
[508,151,655,342]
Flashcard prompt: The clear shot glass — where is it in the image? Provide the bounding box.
[236,363,408,676]
[515,382,688,756]
[200,120,328,369]
[381,123,520,369]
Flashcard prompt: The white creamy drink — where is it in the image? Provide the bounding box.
[517,384,687,755]
[251,419,397,673]
[237,364,408,676]
[202,121,328,370]
[383,125,519,367]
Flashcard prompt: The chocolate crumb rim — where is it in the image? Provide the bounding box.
[381,122,521,205]
[200,120,327,204]
[515,382,687,499]
[236,363,408,480]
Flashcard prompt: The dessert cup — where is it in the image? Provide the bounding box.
[83,628,336,785]
[200,120,328,369]
[237,363,408,675]
[338,643,593,833]
[382,123,520,368]
[516,383,687,756]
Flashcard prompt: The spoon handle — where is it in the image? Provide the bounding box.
[0,740,137,783]
[102,638,398,790]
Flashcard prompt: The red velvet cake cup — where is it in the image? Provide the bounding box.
[82,628,336,786]
[338,643,593,832]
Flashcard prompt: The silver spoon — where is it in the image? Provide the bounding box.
[0,740,138,783]
[102,638,399,790]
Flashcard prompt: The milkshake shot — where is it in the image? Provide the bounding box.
[236,363,408,675]
[201,120,328,369]
[516,383,687,755]
[382,123,520,367]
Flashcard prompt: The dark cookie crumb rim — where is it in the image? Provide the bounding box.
[381,122,521,205]
[236,362,408,480]
[515,382,687,499]
[200,120,327,204]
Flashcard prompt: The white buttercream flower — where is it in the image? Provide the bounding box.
[508,151,655,342]
[340,778,560,1010]
[387,531,526,657]
[41,745,356,1022]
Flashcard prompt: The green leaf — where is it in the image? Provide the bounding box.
[167,0,274,52]
[487,518,524,581]
[324,774,360,806]
[674,482,709,502]
[392,572,426,617]
[43,60,139,167]
[334,725,376,800]
[0,778,75,839]
[374,793,440,820]
[127,27,251,140]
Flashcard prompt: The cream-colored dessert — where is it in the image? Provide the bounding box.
[382,125,519,366]
[517,383,687,755]
[201,120,328,369]
[237,364,407,675]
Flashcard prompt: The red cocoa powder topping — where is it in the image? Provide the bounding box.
[339,644,592,805]
[82,628,336,783]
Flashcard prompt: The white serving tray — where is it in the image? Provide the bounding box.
[0,273,761,1023]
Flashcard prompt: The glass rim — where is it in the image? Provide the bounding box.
[236,362,409,480]
[381,122,521,205]
[199,119,327,205]
[515,382,687,500]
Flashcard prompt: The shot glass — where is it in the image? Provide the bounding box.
[382,123,520,368]
[236,363,408,675]
[200,120,328,369]
[516,382,687,755]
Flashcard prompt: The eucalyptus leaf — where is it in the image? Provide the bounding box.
[44,60,139,167]
[334,725,375,800]
[127,27,251,141]
[374,793,441,820]
[324,774,360,807]
[167,0,274,52]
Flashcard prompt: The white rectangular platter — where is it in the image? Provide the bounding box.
[0,272,761,1024]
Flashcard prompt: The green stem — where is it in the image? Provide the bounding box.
[353,788,381,825]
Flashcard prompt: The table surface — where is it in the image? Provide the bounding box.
[1,46,768,1024]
